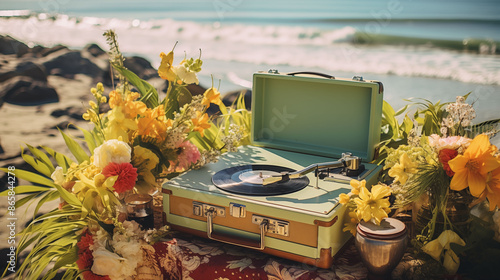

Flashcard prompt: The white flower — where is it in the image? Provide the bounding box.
[91,248,126,279]
[93,139,132,169]
[50,166,64,185]
[172,64,199,84]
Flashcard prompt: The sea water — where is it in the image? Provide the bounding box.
[0,0,499,126]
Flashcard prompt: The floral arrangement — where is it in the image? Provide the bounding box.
[1,30,250,280]
[380,95,500,276]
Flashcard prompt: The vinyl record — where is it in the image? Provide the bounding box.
[212,165,310,196]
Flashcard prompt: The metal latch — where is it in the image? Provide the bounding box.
[252,215,289,236]
[268,69,279,74]
[193,202,225,218]
[229,203,246,218]
[352,76,364,81]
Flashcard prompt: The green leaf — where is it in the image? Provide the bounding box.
[177,86,193,108]
[77,126,98,154]
[58,128,90,163]
[21,147,52,177]
[394,104,409,117]
[51,245,79,275]
[0,168,55,187]
[42,145,74,172]
[52,182,82,208]
[26,144,55,172]
[34,191,60,216]
[1,185,51,195]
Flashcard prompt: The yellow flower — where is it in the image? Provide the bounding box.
[343,211,360,236]
[350,179,366,195]
[192,111,211,137]
[353,184,391,225]
[421,230,465,274]
[104,107,138,141]
[158,51,176,81]
[132,146,160,194]
[339,193,350,204]
[388,153,418,185]
[448,134,500,197]
[201,87,221,107]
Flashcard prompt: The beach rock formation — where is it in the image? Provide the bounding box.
[41,50,103,78]
[50,105,86,120]
[1,76,58,106]
[0,35,29,56]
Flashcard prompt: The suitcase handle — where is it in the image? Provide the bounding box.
[287,71,335,79]
[206,208,269,250]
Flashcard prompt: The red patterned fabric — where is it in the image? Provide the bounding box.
[153,233,373,280]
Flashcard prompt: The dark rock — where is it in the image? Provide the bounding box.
[123,56,157,80]
[16,61,47,81]
[0,35,29,57]
[83,43,106,57]
[222,89,252,110]
[50,106,85,120]
[2,77,59,106]
[0,61,48,83]
[159,81,207,96]
[39,45,68,57]
[41,50,103,78]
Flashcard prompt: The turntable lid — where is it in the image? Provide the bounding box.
[251,72,383,162]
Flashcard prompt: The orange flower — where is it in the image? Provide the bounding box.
[484,167,500,210]
[136,105,169,141]
[448,134,500,197]
[192,111,211,137]
[158,51,176,82]
[201,87,221,107]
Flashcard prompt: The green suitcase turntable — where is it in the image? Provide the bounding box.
[162,70,384,268]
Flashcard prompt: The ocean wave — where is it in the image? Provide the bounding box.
[1,12,499,85]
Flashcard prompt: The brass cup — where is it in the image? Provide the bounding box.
[355,218,408,279]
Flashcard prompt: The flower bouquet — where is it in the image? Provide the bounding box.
[379,95,500,276]
[1,30,251,279]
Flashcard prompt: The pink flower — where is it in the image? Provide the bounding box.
[102,162,138,193]
[169,141,200,172]
[428,134,471,153]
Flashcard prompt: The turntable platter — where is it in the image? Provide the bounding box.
[212,165,310,196]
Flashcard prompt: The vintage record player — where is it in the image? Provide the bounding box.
[162,70,384,268]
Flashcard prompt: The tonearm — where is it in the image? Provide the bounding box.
[262,153,361,185]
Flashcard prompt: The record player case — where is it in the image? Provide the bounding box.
[162,71,384,268]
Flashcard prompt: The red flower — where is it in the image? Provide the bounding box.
[77,250,93,270]
[82,271,111,280]
[77,232,94,251]
[439,148,459,177]
[102,162,138,193]
[77,231,94,270]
